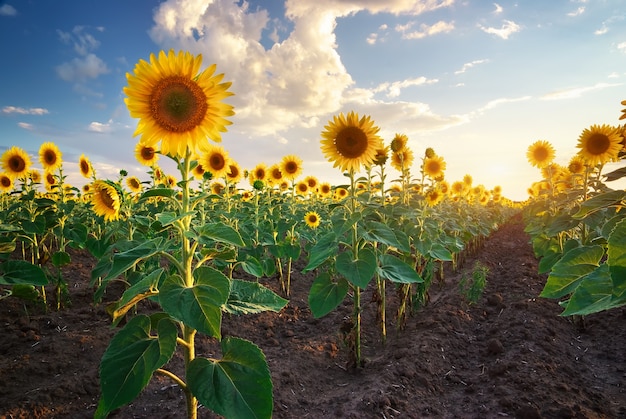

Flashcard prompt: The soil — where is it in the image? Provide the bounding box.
[1,214,625,419]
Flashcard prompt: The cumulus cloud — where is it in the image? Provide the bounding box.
[367,76,439,98]
[88,121,112,133]
[397,20,454,40]
[479,20,521,39]
[0,4,17,16]
[56,53,109,82]
[2,106,49,115]
[454,59,489,75]
[567,7,585,17]
[17,122,34,130]
[541,82,621,100]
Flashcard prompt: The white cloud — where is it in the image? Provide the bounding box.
[594,26,608,35]
[57,26,101,56]
[567,7,585,17]
[493,3,502,14]
[2,106,49,115]
[88,121,112,133]
[618,42,626,53]
[56,53,110,82]
[0,4,17,16]
[368,76,439,98]
[454,59,488,74]
[474,96,532,113]
[398,20,454,40]
[540,82,621,101]
[479,20,521,39]
[17,122,34,130]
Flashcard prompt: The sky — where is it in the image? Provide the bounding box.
[1,0,625,201]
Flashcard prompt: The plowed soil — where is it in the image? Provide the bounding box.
[1,214,624,418]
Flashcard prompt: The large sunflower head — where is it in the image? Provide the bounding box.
[320,111,382,173]
[1,146,31,179]
[423,155,446,179]
[39,142,63,172]
[304,211,321,229]
[280,155,303,181]
[576,124,623,167]
[135,142,160,166]
[199,144,230,179]
[527,140,555,168]
[0,173,13,192]
[124,50,235,158]
[78,154,93,179]
[91,180,121,222]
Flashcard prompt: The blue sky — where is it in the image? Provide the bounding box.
[1,0,624,201]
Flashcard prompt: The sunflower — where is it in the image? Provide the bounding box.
[267,164,283,186]
[165,175,178,188]
[390,134,408,153]
[463,174,473,187]
[225,161,242,184]
[82,183,92,194]
[334,187,349,200]
[304,175,318,191]
[391,148,414,172]
[372,145,389,166]
[1,146,31,179]
[192,161,207,180]
[250,163,267,185]
[39,142,63,172]
[318,182,332,198]
[424,188,444,207]
[304,211,321,229]
[79,154,93,179]
[295,181,309,195]
[568,156,585,175]
[91,180,121,222]
[280,155,303,181]
[29,169,41,183]
[124,50,234,158]
[211,180,225,195]
[620,99,626,121]
[423,155,446,179]
[526,140,555,168]
[126,176,143,193]
[44,171,57,191]
[135,142,160,166]
[321,111,382,173]
[424,147,435,158]
[451,180,465,196]
[199,144,230,179]
[576,124,622,166]
[0,173,13,192]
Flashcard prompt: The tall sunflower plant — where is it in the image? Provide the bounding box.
[523,103,626,317]
[93,50,287,419]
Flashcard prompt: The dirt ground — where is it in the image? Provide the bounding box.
[1,214,624,419]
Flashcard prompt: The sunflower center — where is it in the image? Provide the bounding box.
[1,176,10,187]
[99,188,116,210]
[308,214,318,223]
[150,76,208,133]
[335,127,368,158]
[284,162,297,174]
[44,150,57,165]
[141,146,156,161]
[130,179,140,189]
[80,160,90,175]
[534,147,549,161]
[209,153,225,171]
[227,165,239,178]
[9,156,25,172]
[586,133,610,155]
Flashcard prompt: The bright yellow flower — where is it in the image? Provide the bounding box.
[192,161,207,181]
[126,176,143,193]
[372,145,389,166]
[527,140,555,168]
[165,175,178,188]
[334,187,349,200]
[619,99,626,121]
[463,174,473,187]
[321,111,382,173]
[1,146,31,179]
[0,173,13,192]
[267,164,283,186]
[91,180,121,222]
[424,188,444,206]
[423,155,446,178]
[576,124,622,166]
[199,144,230,179]
[304,211,321,228]
[39,142,63,172]
[280,155,303,181]
[211,180,225,195]
[391,148,414,172]
[250,163,267,185]
[451,181,465,196]
[295,181,309,195]
[225,161,242,184]
[44,171,57,191]
[304,175,318,191]
[29,169,41,183]
[390,134,408,153]
[318,182,332,198]
[78,154,93,179]
[135,142,160,166]
[124,50,234,158]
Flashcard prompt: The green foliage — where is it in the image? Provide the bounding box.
[459,261,489,305]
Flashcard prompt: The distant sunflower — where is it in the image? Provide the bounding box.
[91,181,121,222]
[79,154,93,178]
[165,175,178,188]
[250,163,267,184]
[82,183,92,194]
[225,161,242,184]
[29,169,41,183]
[424,188,444,207]
[44,172,57,191]
[192,161,206,181]
[567,156,585,175]
[267,164,283,186]
[0,173,13,192]
[200,144,230,179]
[280,155,303,181]
[576,124,622,166]
[304,211,321,229]
[211,180,225,195]
[451,181,465,196]
[126,176,143,193]
[304,175,318,190]
[463,174,473,187]
[321,111,382,173]
[295,181,309,195]
[423,155,446,179]
[372,145,389,166]
[390,134,408,153]
[391,148,414,172]
[135,142,159,166]
[620,99,626,121]
[1,146,31,179]
[424,147,436,158]
[527,140,555,168]
[318,182,332,198]
[124,50,234,158]
[39,142,63,172]
[334,187,349,200]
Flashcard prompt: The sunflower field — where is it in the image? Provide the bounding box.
[1,49,624,419]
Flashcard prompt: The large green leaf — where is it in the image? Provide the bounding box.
[572,190,626,219]
[540,245,604,299]
[224,279,288,315]
[159,267,230,339]
[104,238,164,281]
[361,221,410,252]
[187,337,273,419]
[0,260,48,286]
[111,269,164,325]
[428,243,453,262]
[195,222,245,247]
[378,254,423,284]
[607,218,626,298]
[560,264,618,316]
[95,315,177,419]
[303,231,338,273]
[308,272,349,318]
[335,248,377,288]
[156,211,196,227]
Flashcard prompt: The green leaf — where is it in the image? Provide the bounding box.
[95,315,177,419]
[540,245,604,299]
[603,166,626,182]
[9,284,41,301]
[378,254,423,284]
[139,188,177,200]
[187,337,273,419]
[607,218,626,298]
[572,190,626,219]
[335,248,377,288]
[64,223,88,246]
[428,243,453,261]
[224,279,288,315]
[195,222,245,247]
[361,221,410,252]
[156,211,196,227]
[308,272,348,318]
[111,269,164,325]
[159,267,230,339]
[560,264,618,316]
[303,232,338,273]
[104,238,164,281]
[546,213,580,236]
[0,260,48,285]
[51,251,71,267]
[239,255,264,278]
